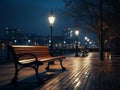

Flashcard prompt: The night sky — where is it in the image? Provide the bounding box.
[0,0,69,36]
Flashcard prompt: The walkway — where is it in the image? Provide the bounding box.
[0,52,120,90]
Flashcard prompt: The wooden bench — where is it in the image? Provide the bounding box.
[10,45,66,84]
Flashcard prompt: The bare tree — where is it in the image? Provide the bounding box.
[63,0,120,45]
[103,0,120,40]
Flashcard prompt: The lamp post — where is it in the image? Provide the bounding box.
[87,38,90,48]
[48,10,55,53]
[85,37,88,48]
[75,30,79,57]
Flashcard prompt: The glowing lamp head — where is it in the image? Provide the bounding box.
[75,30,79,36]
[48,10,55,26]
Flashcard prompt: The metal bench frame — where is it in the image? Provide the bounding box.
[10,45,66,84]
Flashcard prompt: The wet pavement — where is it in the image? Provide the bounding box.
[0,52,120,90]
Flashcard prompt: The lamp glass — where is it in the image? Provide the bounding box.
[75,30,79,36]
[48,15,55,26]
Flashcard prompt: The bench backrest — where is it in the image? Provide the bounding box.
[11,45,52,61]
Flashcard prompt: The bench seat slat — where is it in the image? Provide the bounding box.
[19,58,36,64]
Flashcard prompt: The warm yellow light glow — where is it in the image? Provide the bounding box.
[75,30,79,36]
[48,15,55,26]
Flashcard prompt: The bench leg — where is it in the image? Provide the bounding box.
[59,59,66,71]
[35,65,44,84]
[45,62,50,70]
[11,65,18,83]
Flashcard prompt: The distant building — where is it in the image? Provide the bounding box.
[5,28,23,44]
[63,27,75,44]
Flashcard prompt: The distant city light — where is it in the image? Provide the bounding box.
[64,41,66,44]
[87,39,90,42]
[6,27,8,30]
[49,40,51,43]
[28,40,31,43]
[78,42,80,44]
[85,37,87,40]
[14,40,17,43]
[89,42,92,44]
[75,41,77,43]
[70,30,73,37]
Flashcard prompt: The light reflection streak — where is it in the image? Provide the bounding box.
[75,81,81,88]
[85,72,87,75]
[72,78,81,88]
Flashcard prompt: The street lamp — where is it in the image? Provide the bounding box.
[85,37,87,40]
[28,40,31,45]
[75,30,79,57]
[48,10,55,53]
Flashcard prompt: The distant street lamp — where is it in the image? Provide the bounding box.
[28,40,31,43]
[63,41,66,46]
[28,40,31,45]
[87,38,90,42]
[75,30,79,57]
[85,37,87,40]
[48,10,55,53]
[14,40,17,43]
